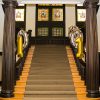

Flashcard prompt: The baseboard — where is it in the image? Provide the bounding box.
[0,52,2,56]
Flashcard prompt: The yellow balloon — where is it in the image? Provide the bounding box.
[17,36,23,57]
[75,37,84,59]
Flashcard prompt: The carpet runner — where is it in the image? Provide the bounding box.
[23,45,77,100]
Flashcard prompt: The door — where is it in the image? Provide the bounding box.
[36,4,65,44]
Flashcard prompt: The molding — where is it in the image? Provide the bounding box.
[18,0,84,4]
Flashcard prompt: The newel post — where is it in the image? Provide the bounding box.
[1,0,17,97]
[84,0,100,98]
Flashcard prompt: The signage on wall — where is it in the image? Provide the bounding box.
[77,9,86,22]
[38,9,49,21]
[15,9,25,21]
[52,8,63,21]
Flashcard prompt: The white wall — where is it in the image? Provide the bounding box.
[97,7,100,52]
[26,4,36,36]
[65,4,76,37]
[0,5,4,52]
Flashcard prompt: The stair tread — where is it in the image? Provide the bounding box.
[25,85,75,91]
[25,90,76,95]
[27,75,73,80]
[26,80,74,85]
[24,94,77,100]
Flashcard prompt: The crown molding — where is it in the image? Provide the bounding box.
[17,0,84,4]
[0,0,3,4]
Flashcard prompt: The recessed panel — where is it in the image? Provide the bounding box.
[52,27,63,36]
[38,27,49,36]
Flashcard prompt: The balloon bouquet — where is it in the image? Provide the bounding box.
[17,29,29,58]
[68,25,86,63]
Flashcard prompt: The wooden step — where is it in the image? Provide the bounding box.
[24,95,77,100]
[26,80,74,85]
[25,85,75,91]
[25,90,76,95]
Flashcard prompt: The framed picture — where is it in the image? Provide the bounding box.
[15,9,25,21]
[52,8,63,21]
[38,9,49,21]
[77,9,86,22]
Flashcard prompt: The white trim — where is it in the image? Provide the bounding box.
[0,1,3,4]
[18,0,84,4]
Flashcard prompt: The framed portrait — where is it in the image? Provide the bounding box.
[77,9,86,22]
[38,9,49,21]
[15,9,25,21]
[52,8,63,21]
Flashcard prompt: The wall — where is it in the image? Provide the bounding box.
[26,4,36,36]
[97,7,100,52]
[0,5,4,52]
[65,4,76,37]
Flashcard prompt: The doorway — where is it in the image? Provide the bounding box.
[36,4,65,44]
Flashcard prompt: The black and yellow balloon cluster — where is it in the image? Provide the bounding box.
[17,29,29,58]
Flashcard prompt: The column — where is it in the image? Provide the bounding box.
[84,0,99,98]
[1,0,17,97]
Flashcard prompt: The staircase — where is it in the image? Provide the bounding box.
[23,45,77,100]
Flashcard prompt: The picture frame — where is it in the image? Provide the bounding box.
[52,8,63,21]
[15,9,25,21]
[77,9,86,22]
[38,9,49,21]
